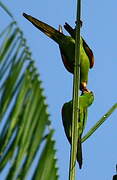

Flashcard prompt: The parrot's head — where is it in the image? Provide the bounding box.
[80,90,94,108]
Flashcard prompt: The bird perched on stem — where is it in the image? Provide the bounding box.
[23,13,94,92]
[61,91,94,168]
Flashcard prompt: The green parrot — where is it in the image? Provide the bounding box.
[61,91,94,168]
[23,13,94,92]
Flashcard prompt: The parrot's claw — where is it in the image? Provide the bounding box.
[75,20,83,27]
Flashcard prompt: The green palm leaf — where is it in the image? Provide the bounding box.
[0,2,58,180]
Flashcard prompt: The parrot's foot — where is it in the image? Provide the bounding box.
[75,20,83,27]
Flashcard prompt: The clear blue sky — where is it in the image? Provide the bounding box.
[1,0,117,179]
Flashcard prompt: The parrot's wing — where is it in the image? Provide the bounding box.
[59,47,74,73]
[61,101,72,143]
[82,38,94,69]
[58,25,74,73]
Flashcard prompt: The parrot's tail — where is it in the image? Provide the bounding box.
[23,13,64,44]
[77,136,83,169]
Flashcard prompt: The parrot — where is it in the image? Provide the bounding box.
[61,91,94,168]
[23,13,94,92]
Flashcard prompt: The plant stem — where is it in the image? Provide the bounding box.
[69,0,81,180]
[82,103,117,143]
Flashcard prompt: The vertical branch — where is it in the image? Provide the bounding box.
[69,0,81,180]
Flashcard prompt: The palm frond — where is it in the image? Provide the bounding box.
[0,3,58,180]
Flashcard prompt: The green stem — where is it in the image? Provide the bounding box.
[82,103,117,143]
[69,0,81,180]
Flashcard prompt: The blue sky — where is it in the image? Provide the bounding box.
[1,0,117,179]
